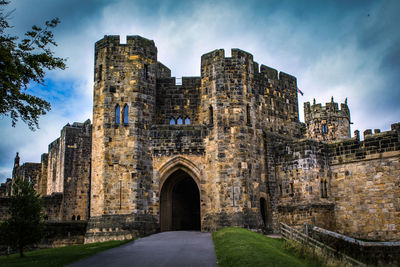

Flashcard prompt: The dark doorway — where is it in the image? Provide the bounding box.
[160,169,200,231]
[260,197,267,226]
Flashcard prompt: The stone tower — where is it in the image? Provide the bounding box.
[87,36,158,242]
[200,49,266,230]
[304,97,351,141]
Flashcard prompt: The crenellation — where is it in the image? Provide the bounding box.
[304,98,351,142]
[0,35,399,244]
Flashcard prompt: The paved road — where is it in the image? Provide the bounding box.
[67,231,218,267]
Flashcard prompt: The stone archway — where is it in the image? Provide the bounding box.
[160,169,200,231]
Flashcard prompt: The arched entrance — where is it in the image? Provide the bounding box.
[260,197,267,226]
[160,169,200,231]
[259,193,272,230]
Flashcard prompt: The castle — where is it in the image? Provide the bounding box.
[1,35,399,243]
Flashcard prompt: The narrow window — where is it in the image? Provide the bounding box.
[77,215,81,221]
[320,180,324,198]
[98,64,102,81]
[72,215,75,221]
[290,183,294,196]
[321,124,328,134]
[170,117,176,125]
[324,180,328,198]
[123,104,129,124]
[144,64,149,80]
[115,105,120,124]
[209,105,213,124]
[246,104,251,125]
[184,117,190,125]
[177,117,183,125]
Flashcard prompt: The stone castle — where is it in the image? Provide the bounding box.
[1,35,399,243]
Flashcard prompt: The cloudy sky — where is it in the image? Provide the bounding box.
[1,0,399,183]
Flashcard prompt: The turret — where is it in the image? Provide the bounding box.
[200,48,265,230]
[91,35,157,218]
[304,97,351,141]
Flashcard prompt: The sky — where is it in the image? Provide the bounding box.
[1,0,399,183]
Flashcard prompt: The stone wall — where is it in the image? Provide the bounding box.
[278,203,335,230]
[38,153,49,196]
[269,136,335,231]
[329,124,400,241]
[13,163,42,192]
[42,193,63,221]
[47,137,63,194]
[155,77,201,125]
[60,121,92,221]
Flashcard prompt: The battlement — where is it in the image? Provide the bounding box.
[304,98,350,121]
[260,65,278,79]
[95,35,157,60]
[201,48,254,66]
[201,49,298,87]
[304,98,351,142]
[328,123,400,165]
[95,35,155,49]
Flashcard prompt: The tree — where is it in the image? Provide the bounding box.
[0,0,66,130]
[0,178,45,257]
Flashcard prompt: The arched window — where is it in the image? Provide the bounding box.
[177,117,183,125]
[321,180,328,198]
[321,124,328,134]
[72,215,75,221]
[123,104,129,124]
[77,215,81,221]
[115,105,120,124]
[184,117,190,125]
[209,105,213,124]
[170,117,176,125]
[290,183,294,197]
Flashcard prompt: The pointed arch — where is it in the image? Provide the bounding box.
[159,156,201,190]
[170,117,176,125]
[123,104,129,124]
[115,105,120,124]
[177,117,183,125]
[159,156,202,232]
[184,117,190,125]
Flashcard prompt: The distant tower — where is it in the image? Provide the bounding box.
[12,152,20,178]
[304,97,351,141]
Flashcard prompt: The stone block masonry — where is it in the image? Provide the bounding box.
[0,35,399,244]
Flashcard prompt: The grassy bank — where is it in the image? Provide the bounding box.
[212,227,316,267]
[0,239,132,267]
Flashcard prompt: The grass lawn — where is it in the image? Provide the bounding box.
[0,239,132,267]
[213,227,316,267]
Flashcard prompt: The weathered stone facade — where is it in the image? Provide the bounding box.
[0,35,399,243]
[304,97,351,141]
[0,120,92,222]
